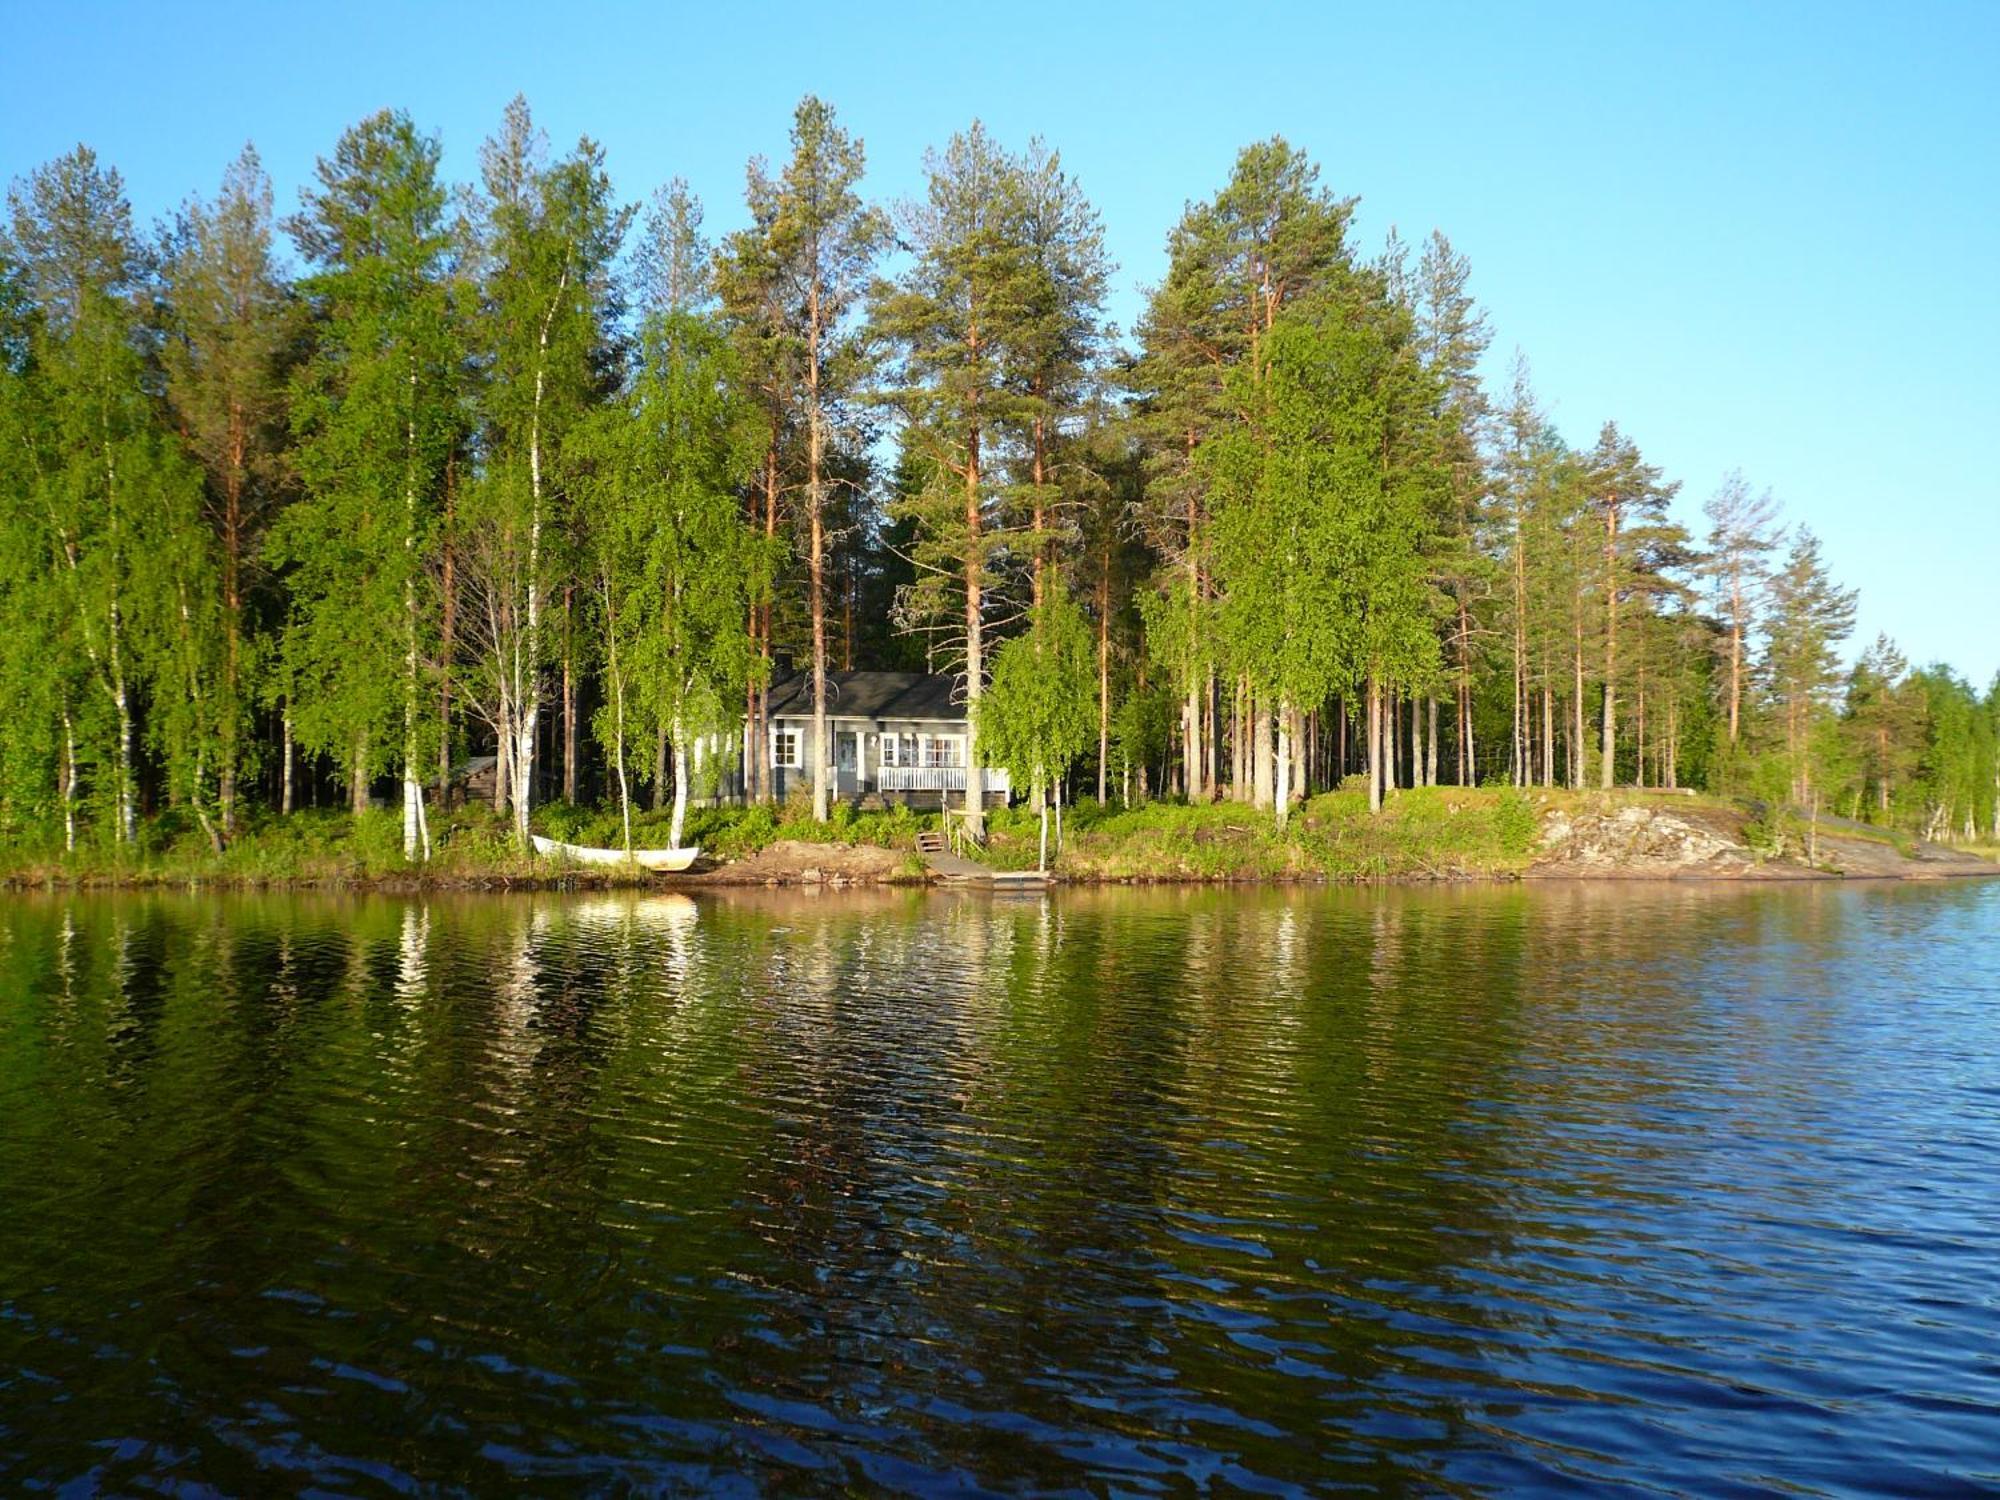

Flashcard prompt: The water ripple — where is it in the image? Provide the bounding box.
[0,882,1996,1494]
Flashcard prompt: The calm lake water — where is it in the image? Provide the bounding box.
[2,882,1997,1496]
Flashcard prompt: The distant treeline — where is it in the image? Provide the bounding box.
[2,96,1993,857]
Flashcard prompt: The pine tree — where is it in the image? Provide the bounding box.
[158,143,295,837]
[1841,635,1917,819]
[1702,469,1782,752]
[1586,421,1678,787]
[1413,230,1492,785]
[1005,139,1111,611]
[1761,527,1857,804]
[728,97,885,823]
[871,120,1039,836]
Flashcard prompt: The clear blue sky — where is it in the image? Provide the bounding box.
[6,1,1994,685]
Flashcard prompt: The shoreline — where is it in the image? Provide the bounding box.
[7,856,1995,895]
[5,790,1993,894]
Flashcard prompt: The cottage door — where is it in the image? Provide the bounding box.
[836,732,858,799]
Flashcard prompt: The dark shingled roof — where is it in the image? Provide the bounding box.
[764,670,966,723]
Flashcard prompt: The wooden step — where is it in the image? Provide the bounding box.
[915,831,947,854]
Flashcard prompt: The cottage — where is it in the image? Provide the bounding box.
[742,670,1010,809]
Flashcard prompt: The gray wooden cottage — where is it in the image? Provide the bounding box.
[732,670,1010,809]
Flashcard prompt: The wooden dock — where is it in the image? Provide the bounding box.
[914,832,1054,889]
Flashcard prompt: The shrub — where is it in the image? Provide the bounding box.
[1493,789,1538,855]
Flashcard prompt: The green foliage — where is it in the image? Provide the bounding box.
[981,592,1097,792]
[277,108,461,854]
[0,110,1986,872]
[1493,789,1538,855]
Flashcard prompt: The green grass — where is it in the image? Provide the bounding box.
[0,804,549,888]
[0,796,948,890]
[982,786,1543,882]
[26,782,1957,890]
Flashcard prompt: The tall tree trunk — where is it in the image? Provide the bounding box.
[1096,552,1110,805]
[1727,565,1743,744]
[652,727,669,812]
[352,731,369,817]
[59,702,77,853]
[562,588,577,803]
[1384,689,1398,793]
[808,283,832,824]
[962,412,986,835]
[1274,698,1293,829]
[219,412,244,837]
[603,580,632,854]
[1511,499,1527,788]
[1030,406,1048,612]
[1572,605,1586,790]
[1542,681,1555,788]
[514,281,563,844]
[669,719,690,850]
[281,702,294,816]
[1367,675,1383,813]
[494,698,512,815]
[1252,696,1273,810]
[1600,501,1619,789]
[1636,679,1648,789]
[438,452,457,796]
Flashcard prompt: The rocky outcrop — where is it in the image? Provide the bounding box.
[1533,802,1760,879]
[1530,798,1998,881]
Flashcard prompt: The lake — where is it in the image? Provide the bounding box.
[2,882,1996,1495]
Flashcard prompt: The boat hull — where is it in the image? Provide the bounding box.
[531,835,701,872]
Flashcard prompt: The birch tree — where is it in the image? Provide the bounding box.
[981,591,1095,869]
[282,110,459,858]
[468,98,628,842]
[3,148,168,845]
[1130,138,1353,803]
[575,310,764,850]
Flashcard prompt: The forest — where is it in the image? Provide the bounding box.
[2,94,1995,865]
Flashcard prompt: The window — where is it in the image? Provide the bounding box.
[880,733,899,768]
[923,734,964,768]
[772,729,800,769]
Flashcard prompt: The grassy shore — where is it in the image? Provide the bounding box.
[1,786,1989,891]
[981,786,1543,881]
[0,799,941,890]
[0,786,1539,889]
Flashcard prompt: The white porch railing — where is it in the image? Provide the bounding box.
[878,766,1010,794]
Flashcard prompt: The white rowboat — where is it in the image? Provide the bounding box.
[531,835,701,872]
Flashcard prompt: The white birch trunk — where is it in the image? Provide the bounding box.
[670,720,690,852]
[515,275,564,843]
[1275,700,1292,830]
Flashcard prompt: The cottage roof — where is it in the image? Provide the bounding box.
[765,670,965,723]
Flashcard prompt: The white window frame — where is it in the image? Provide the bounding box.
[772,728,801,769]
[922,734,965,769]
